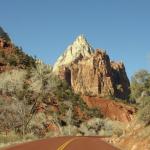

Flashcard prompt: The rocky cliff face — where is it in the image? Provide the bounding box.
[53,35,130,99]
[53,35,94,73]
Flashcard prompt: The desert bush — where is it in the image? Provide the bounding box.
[61,125,78,136]
[138,96,150,125]
[79,118,123,137]
[0,96,35,138]
[13,46,36,68]
[99,119,123,137]
[137,126,150,139]
[28,62,58,93]
[0,69,27,94]
[130,70,150,125]
[23,133,37,140]
[45,74,60,92]
[29,112,47,129]
[45,131,60,138]
[130,70,150,102]
[0,132,37,148]
[0,131,21,144]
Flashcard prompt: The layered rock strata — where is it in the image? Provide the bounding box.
[53,35,130,99]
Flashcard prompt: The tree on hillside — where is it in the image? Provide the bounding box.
[0,96,38,137]
[130,69,150,102]
[131,69,150,125]
[137,96,150,126]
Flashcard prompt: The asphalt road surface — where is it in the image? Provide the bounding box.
[4,136,120,150]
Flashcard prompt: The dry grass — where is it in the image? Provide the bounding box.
[0,132,37,148]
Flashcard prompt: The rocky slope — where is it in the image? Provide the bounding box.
[0,37,35,72]
[0,28,103,138]
[53,35,130,99]
[106,122,150,150]
[82,96,135,122]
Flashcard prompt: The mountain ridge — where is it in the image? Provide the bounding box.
[53,35,94,73]
[53,35,130,99]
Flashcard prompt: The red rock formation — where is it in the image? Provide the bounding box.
[55,48,130,99]
[53,35,130,99]
[70,50,115,97]
[83,96,135,122]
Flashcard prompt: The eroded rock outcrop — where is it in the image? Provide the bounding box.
[82,96,135,122]
[53,35,130,99]
[53,35,94,73]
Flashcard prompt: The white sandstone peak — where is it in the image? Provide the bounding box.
[74,34,87,44]
[53,35,94,73]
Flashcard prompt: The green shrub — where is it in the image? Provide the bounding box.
[138,99,150,125]
[79,118,124,137]
[0,132,37,148]
[0,69,27,94]
[61,125,78,136]
[0,131,21,144]
[130,70,150,102]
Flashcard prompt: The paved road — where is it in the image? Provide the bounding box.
[4,136,120,150]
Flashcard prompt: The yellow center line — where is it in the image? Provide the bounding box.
[57,138,78,150]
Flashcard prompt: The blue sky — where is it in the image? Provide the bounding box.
[0,0,150,79]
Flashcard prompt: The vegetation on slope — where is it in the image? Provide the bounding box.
[2,27,150,150]
[0,45,35,69]
[0,28,104,145]
[130,69,150,125]
[116,70,150,150]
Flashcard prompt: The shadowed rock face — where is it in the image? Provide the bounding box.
[53,35,130,99]
[111,62,130,99]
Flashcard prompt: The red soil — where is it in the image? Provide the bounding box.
[82,96,135,122]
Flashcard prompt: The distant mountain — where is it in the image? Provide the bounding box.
[53,35,130,99]
[53,35,94,73]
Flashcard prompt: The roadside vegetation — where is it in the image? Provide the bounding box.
[0,27,150,150]
[0,55,103,147]
[117,70,150,150]
[0,50,122,147]
[130,69,150,125]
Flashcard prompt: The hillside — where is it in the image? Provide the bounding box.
[0,27,104,147]
[0,27,150,150]
[0,37,35,72]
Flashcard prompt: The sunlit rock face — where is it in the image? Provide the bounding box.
[53,35,130,99]
[53,35,94,73]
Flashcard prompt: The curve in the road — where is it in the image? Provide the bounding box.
[4,136,120,150]
[57,137,78,150]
